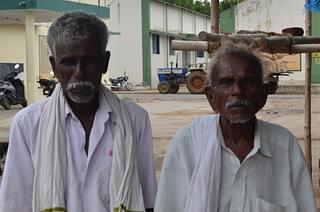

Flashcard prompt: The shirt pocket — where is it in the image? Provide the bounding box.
[255,197,286,212]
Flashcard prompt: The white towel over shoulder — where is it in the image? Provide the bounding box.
[184,115,222,212]
[32,84,145,212]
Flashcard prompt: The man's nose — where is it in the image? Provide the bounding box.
[74,61,84,77]
[231,81,242,95]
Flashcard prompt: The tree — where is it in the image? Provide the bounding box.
[161,0,244,16]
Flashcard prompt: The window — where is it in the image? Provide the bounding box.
[168,36,175,56]
[197,51,204,58]
[152,34,160,54]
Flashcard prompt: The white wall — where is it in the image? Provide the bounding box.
[66,0,109,7]
[150,1,165,31]
[195,14,206,34]
[107,0,143,85]
[167,6,180,33]
[235,0,306,82]
[182,10,194,34]
[0,25,26,63]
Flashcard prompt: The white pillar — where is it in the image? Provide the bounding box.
[24,11,37,103]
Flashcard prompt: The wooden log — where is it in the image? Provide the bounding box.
[172,40,320,54]
[172,40,220,52]
[198,31,320,45]
[198,31,268,42]
[261,44,320,54]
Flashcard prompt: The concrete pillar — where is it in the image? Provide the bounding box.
[24,11,37,103]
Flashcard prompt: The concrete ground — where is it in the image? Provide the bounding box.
[1,87,320,206]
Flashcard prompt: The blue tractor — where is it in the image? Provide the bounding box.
[157,62,207,94]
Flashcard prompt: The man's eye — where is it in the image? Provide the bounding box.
[242,79,257,86]
[219,79,233,86]
[61,59,76,66]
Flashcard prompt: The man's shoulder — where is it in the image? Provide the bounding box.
[257,119,298,149]
[124,100,148,116]
[257,119,295,138]
[13,98,48,124]
[171,114,219,148]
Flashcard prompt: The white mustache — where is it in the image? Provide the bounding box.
[67,81,95,90]
[226,99,250,108]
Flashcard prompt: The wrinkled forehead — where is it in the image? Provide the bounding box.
[52,33,103,55]
[210,54,263,81]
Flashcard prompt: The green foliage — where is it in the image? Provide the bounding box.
[219,0,245,12]
[161,0,244,16]
[162,0,211,16]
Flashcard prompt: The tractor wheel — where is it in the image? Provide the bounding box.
[169,83,179,94]
[186,71,207,94]
[157,81,170,94]
[0,98,11,110]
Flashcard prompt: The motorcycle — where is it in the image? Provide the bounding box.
[109,73,134,91]
[37,78,57,97]
[0,68,27,110]
[0,143,8,182]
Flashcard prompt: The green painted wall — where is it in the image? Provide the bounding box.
[312,12,320,83]
[141,0,151,86]
[220,6,235,33]
[0,0,109,18]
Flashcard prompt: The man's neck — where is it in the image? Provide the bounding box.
[219,116,256,162]
[66,93,100,118]
[66,93,100,154]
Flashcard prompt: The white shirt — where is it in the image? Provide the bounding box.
[155,115,316,212]
[0,93,157,212]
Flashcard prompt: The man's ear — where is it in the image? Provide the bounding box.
[49,56,58,78]
[259,84,268,109]
[205,86,216,111]
[102,51,110,74]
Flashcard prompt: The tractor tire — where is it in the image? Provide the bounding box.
[169,83,179,94]
[157,81,170,94]
[186,71,207,94]
[0,98,11,110]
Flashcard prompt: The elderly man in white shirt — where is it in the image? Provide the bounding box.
[155,43,316,212]
[0,11,156,212]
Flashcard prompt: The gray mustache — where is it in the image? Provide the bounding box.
[226,99,250,108]
[67,81,95,90]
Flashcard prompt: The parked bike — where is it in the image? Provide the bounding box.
[37,78,57,97]
[0,67,27,110]
[109,73,134,91]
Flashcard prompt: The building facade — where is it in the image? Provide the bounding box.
[107,0,211,88]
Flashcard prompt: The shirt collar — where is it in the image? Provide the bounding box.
[255,119,273,157]
[64,91,113,122]
[218,116,272,158]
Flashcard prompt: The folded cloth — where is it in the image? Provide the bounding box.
[32,84,145,212]
[184,115,222,212]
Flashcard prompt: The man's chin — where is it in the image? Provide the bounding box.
[68,93,95,104]
[225,114,253,124]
